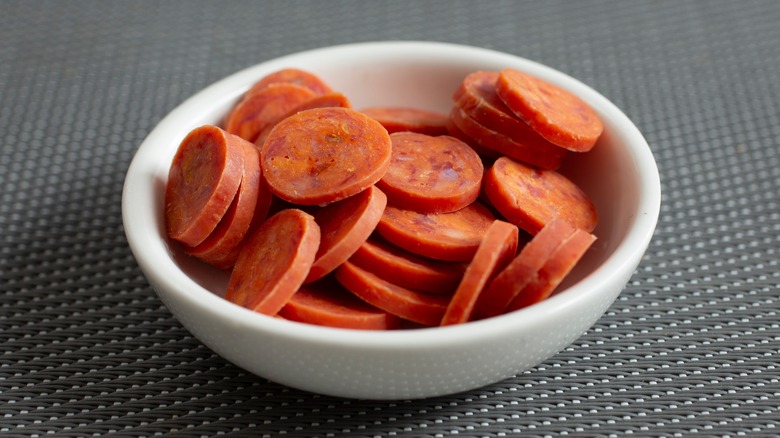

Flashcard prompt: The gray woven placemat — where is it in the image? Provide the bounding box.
[2,0,779,436]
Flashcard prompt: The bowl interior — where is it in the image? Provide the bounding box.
[123,41,659,340]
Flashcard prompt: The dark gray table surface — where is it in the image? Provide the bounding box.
[2,1,779,436]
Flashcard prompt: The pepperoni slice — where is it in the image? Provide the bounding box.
[455,71,578,155]
[198,173,275,270]
[278,279,400,330]
[449,106,567,170]
[164,126,244,247]
[361,107,449,135]
[495,68,603,152]
[440,220,519,326]
[445,117,502,161]
[201,189,274,270]
[375,202,495,262]
[376,132,483,214]
[484,156,598,235]
[226,83,316,142]
[335,261,449,326]
[244,68,333,100]
[184,138,263,269]
[261,107,392,205]
[305,185,387,283]
[473,218,576,319]
[254,92,352,148]
[349,237,466,294]
[225,209,320,315]
[507,228,596,311]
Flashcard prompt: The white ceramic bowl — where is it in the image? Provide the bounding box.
[122,41,661,399]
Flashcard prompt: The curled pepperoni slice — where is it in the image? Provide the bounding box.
[496,68,603,152]
[376,132,483,214]
[164,126,244,247]
[225,209,320,315]
[336,261,449,326]
[375,202,495,262]
[484,156,598,235]
[361,106,449,135]
[440,220,519,326]
[261,107,392,205]
[226,83,316,142]
[305,185,387,283]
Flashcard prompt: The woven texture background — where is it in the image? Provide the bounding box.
[2,0,779,436]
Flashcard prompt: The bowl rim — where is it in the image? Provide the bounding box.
[122,40,661,351]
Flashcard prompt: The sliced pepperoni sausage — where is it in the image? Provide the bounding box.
[375,202,495,262]
[305,185,387,283]
[376,132,483,214]
[361,106,449,135]
[279,279,400,330]
[473,218,576,319]
[195,174,275,270]
[454,72,516,132]
[483,156,598,235]
[165,125,244,247]
[225,209,320,315]
[454,71,572,158]
[496,68,603,152]
[445,118,502,161]
[449,106,567,170]
[261,107,392,205]
[198,187,274,270]
[349,237,466,294]
[244,68,333,100]
[226,83,316,142]
[335,261,450,326]
[440,220,519,326]
[254,92,352,148]
[507,229,596,311]
[184,138,263,268]
[166,67,603,330]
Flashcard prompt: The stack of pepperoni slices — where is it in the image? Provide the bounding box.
[164,68,603,330]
